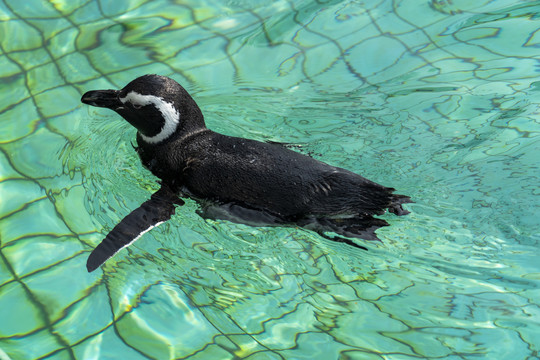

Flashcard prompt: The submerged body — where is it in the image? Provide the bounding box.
[81,75,411,272]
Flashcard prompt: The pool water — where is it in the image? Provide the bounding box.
[1,0,539,359]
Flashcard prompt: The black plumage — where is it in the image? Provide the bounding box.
[81,74,411,272]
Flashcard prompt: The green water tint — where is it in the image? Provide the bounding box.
[1,0,539,359]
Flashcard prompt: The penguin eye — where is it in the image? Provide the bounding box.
[131,102,142,110]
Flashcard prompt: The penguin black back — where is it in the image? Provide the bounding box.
[81,74,412,272]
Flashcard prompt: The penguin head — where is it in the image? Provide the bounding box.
[81,74,205,144]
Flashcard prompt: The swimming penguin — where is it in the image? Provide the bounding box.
[81,74,411,272]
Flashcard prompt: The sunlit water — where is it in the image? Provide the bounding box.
[1,0,539,359]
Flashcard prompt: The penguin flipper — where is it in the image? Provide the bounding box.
[86,186,183,272]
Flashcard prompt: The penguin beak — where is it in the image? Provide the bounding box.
[81,90,121,109]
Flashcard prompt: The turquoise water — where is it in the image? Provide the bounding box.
[1,0,539,359]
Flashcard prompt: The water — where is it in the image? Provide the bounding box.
[1,0,539,359]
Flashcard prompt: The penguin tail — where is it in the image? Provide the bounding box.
[388,193,413,216]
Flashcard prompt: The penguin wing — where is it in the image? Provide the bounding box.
[86,186,184,272]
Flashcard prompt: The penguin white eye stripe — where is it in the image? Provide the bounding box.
[120,91,156,107]
[119,91,180,144]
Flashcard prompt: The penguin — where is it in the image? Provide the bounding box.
[81,74,411,272]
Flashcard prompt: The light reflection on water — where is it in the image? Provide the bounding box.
[0,0,539,359]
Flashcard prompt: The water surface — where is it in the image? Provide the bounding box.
[0,0,539,359]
